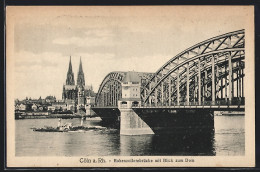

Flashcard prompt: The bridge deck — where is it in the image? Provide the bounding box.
[132,105,244,111]
[93,105,245,111]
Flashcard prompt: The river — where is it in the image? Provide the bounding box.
[15,115,244,156]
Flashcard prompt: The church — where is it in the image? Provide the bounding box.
[62,57,95,112]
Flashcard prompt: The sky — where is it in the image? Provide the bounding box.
[7,6,249,100]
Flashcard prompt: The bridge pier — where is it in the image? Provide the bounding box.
[119,107,154,135]
[118,71,155,135]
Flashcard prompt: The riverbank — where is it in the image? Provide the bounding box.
[15,113,98,119]
[214,111,245,116]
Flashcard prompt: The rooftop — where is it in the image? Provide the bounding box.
[123,71,142,83]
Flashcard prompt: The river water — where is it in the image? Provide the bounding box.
[15,115,244,156]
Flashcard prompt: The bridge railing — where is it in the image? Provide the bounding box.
[140,98,245,107]
[93,98,244,108]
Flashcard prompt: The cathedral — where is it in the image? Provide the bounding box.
[62,57,94,112]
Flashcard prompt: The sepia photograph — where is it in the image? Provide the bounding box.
[6,6,255,167]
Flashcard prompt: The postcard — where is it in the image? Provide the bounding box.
[6,6,255,167]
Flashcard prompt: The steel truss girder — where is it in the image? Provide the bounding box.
[95,71,126,106]
[153,55,244,103]
[178,59,244,99]
[96,71,154,107]
[144,48,244,103]
[142,29,245,104]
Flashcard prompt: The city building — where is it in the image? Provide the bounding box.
[47,106,56,112]
[31,103,38,111]
[51,102,67,111]
[119,71,142,108]
[14,57,96,115]
[18,103,28,111]
[45,96,56,103]
[62,57,95,113]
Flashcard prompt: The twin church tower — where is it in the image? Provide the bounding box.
[62,57,91,112]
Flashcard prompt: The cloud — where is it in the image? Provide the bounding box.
[52,29,116,47]
[84,29,114,37]
[14,51,62,71]
[13,51,69,99]
[52,36,110,47]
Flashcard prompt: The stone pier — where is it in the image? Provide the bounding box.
[85,105,91,116]
[119,107,154,135]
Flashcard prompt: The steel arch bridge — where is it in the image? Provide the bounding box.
[95,71,154,107]
[141,29,245,107]
[95,71,126,107]
[95,30,245,109]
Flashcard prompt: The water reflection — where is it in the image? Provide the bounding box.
[120,131,215,156]
[120,135,153,156]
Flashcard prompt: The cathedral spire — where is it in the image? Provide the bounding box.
[77,57,85,87]
[78,57,83,74]
[68,56,73,73]
[66,56,75,85]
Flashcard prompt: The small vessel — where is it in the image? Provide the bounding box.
[33,122,71,132]
[32,118,106,132]
[33,126,67,132]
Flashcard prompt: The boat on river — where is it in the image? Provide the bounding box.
[33,126,67,132]
[32,118,106,132]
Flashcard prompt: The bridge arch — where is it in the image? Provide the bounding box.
[95,71,154,107]
[95,71,126,107]
[141,29,245,106]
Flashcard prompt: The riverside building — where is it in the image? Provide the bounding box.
[62,57,95,113]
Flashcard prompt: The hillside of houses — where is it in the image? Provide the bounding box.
[14,95,96,119]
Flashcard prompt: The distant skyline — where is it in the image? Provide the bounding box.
[8,6,248,100]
